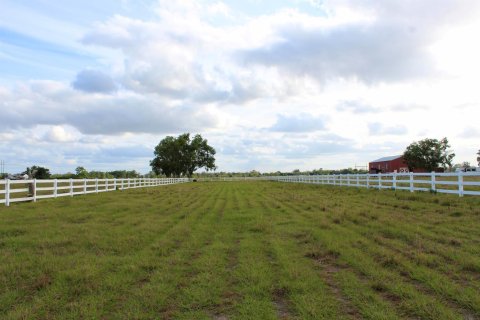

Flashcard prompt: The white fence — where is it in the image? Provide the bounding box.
[195,177,267,182]
[268,172,480,197]
[0,178,189,206]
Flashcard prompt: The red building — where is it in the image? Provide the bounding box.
[369,155,409,173]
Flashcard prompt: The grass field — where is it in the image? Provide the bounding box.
[1,182,480,319]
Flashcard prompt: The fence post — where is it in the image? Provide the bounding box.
[33,179,37,202]
[70,178,73,197]
[95,178,99,193]
[378,173,382,189]
[431,171,435,192]
[458,171,464,197]
[356,174,359,187]
[409,172,414,192]
[366,174,370,189]
[114,178,117,191]
[54,179,58,198]
[347,174,350,186]
[84,179,87,194]
[5,179,10,207]
[392,172,396,190]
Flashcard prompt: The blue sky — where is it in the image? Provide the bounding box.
[1,0,479,174]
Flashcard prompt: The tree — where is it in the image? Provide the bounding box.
[477,149,480,166]
[403,137,455,172]
[23,166,51,179]
[150,133,216,177]
[75,166,88,178]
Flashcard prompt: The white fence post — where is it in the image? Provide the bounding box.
[409,172,414,192]
[431,171,435,192]
[392,172,396,190]
[70,178,73,197]
[83,179,87,194]
[54,179,58,198]
[33,179,37,202]
[378,173,382,189]
[458,172,464,197]
[5,179,10,207]
[114,178,117,190]
[366,174,370,189]
[95,178,99,193]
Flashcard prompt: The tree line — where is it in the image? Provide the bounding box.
[3,166,144,180]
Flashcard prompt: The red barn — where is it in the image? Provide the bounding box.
[369,155,409,173]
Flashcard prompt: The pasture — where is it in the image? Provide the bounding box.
[0,181,479,319]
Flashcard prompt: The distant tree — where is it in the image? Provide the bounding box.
[75,166,89,178]
[23,166,51,179]
[150,133,216,177]
[50,173,76,179]
[403,137,455,172]
[248,170,261,177]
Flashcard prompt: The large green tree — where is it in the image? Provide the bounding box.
[150,133,216,177]
[403,137,455,172]
[75,166,88,178]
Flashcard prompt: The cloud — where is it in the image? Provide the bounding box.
[337,100,380,113]
[42,125,78,142]
[390,104,429,112]
[72,69,117,93]
[241,22,433,84]
[458,127,480,138]
[240,0,480,84]
[368,122,407,135]
[0,81,218,135]
[79,7,305,105]
[269,113,327,132]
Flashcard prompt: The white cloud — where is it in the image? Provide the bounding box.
[42,125,78,143]
[72,69,117,93]
[0,81,219,135]
[268,113,327,132]
[368,122,407,136]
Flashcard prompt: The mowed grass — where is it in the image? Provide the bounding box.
[1,182,480,319]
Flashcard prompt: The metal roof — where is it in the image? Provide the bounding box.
[370,155,402,163]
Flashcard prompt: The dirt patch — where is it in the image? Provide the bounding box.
[272,287,292,319]
[316,255,361,319]
[31,273,52,291]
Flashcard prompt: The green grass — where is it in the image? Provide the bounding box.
[1,182,479,319]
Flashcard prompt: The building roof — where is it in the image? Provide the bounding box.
[370,155,403,163]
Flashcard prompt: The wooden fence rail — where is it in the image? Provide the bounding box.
[267,172,480,197]
[0,178,189,206]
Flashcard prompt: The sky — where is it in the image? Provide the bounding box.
[1,0,479,174]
